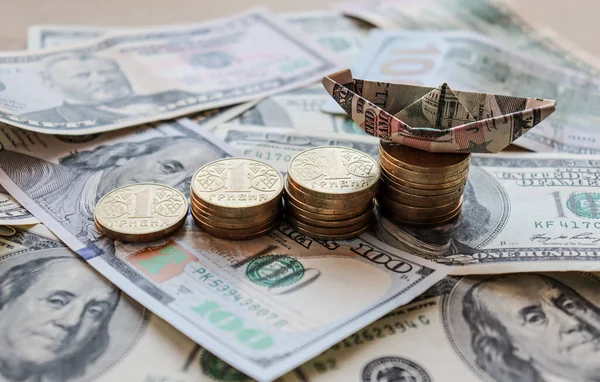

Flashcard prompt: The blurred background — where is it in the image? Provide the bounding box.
[3,0,600,61]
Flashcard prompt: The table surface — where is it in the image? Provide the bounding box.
[3,0,599,60]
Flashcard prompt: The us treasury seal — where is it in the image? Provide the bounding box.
[55,133,102,143]
[245,255,304,288]
[362,357,431,382]
[200,350,249,381]
[567,192,600,219]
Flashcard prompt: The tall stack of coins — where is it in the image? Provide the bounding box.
[284,146,380,240]
[377,141,470,225]
[190,158,283,240]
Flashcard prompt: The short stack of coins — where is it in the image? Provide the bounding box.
[284,146,380,240]
[377,140,470,225]
[190,158,283,240]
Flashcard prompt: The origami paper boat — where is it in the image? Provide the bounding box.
[322,69,557,153]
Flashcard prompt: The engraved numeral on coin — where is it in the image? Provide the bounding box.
[324,150,344,177]
[229,163,246,192]
[132,187,152,217]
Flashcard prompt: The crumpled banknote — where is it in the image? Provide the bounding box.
[322,69,557,153]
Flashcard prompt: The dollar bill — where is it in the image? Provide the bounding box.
[281,272,600,382]
[282,11,373,64]
[0,8,338,135]
[25,21,260,137]
[27,25,109,50]
[212,124,378,173]
[27,21,360,136]
[373,152,600,275]
[26,12,369,135]
[187,103,256,131]
[0,184,38,225]
[227,85,363,133]
[325,30,600,154]
[0,223,214,382]
[332,0,600,75]
[0,118,449,381]
[28,11,372,64]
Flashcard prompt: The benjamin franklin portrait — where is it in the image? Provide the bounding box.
[375,367,418,382]
[19,54,197,124]
[445,273,600,382]
[0,132,228,252]
[0,247,147,382]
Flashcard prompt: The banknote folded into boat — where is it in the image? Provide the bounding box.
[322,69,557,153]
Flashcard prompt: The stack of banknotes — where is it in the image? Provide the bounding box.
[1,1,600,381]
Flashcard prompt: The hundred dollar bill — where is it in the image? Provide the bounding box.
[281,272,600,382]
[0,8,338,135]
[0,223,213,382]
[374,152,600,275]
[0,184,38,225]
[0,119,449,381]
[28,11,372,64]
[326,30,600,154]
[332,0,600,75]
[213,124,378,173]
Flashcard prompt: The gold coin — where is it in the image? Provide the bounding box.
[94,183,188,242]
[378,196,462,218]
[379,181,463,208]
[191,204,281,225]
[191,157,283,212]
[376,200,463,226]
[284,193,370,218]
[379,140,470,173]
[191,208,279,230]
[287,146,380,199]
[191,207,280,230]
[193,217,280,240]
[191,193,281,218]
[192,215,277,235]
[284,196,372,221]
[378,198,463,224]
[287,173,376,201]
[380,171,465,196]
[285,214,371,235]
[379,154,469,184]
[380,190,461,209]
[381,167,467,191]
[283,220,370,241]
[285,180,375,209]
[380,154,469,184]
[380,149,470,180]
[378,147,470,178]
[287,206,372,228]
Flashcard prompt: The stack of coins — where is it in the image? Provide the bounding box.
[190,158,283,240]
[377,141,470,225]
[95,183,188,242]
[284,146,380,240]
